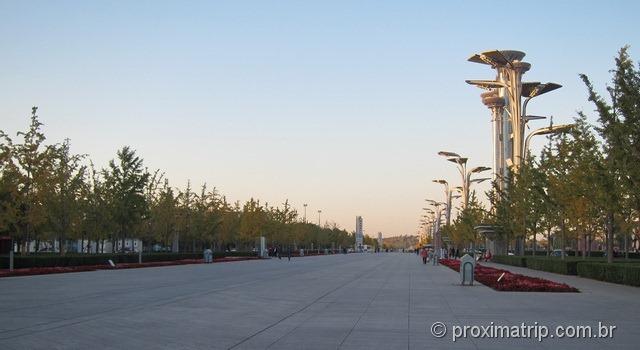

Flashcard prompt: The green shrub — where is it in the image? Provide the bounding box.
[524,251,547,256]
[577,262,640,287]
[525,258,580,275]
[492,255,527,267]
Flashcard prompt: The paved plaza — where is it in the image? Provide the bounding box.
[0,253,638,349]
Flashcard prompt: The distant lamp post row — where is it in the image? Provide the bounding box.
[302,203,325,228]
[432,152,491,257]
[425,199,447,264]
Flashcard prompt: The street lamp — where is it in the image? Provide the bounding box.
[467,50,562,177]
[303,203,308,223]
[438,151,490,256]
[438,151,490,209]
[524,124,575,162]
[317,210,322,226]
[433,179,452,226]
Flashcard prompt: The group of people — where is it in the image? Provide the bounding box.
[418,247,437,264]
[269,246,292,261]
[416,246,493,264]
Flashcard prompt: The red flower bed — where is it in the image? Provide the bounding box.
[0,256,261,278]
[439,259,578,292]
[0,266,98,278]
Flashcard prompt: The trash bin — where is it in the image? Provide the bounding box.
[204,249,213,263]
[460,254,475,286]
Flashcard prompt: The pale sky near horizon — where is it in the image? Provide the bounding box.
[1,1,639,238]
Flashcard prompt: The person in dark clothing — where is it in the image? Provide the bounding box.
[287,246,291,261]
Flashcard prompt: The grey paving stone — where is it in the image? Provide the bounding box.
[0,253,637,349]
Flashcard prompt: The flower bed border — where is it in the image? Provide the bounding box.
[439,258,579,292]
[0,256,260,278]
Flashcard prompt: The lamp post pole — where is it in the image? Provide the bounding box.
[317,210,322,226]
[433,180,452,227]
[303,203,308,223]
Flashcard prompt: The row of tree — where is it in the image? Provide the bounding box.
[441,47,640,262]
[0,109,373,254]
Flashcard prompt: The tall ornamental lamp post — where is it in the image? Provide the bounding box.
[433,179,453,226]
[317,210,322,226]
[466,50,562,182]
[437,152,491,209]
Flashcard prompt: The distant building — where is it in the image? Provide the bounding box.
[355,216,364,251]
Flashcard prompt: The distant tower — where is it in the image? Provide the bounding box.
[355,216,364,251]
[377,232,383,251]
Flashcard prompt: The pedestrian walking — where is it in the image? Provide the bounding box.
[420,248,427,264]
[287,246,291,261]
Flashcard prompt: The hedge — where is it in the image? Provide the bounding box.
[525,258,581,275]
[523,251,548,256]
[577,263,640,287]
[492,255,528,267]
[493,256,581,275]
[0,251,257,269]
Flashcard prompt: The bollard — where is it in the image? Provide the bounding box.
[203,249,213,263]
[460,254,475,286]
[9,250,14,272]
[138,250,142,264]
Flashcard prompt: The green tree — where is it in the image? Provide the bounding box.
[12,107,53,253]
[579,46,639,262]
[82,163,115,253]
[42,139,87,254]
[103,146,149,252]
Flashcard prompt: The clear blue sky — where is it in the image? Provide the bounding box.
[1,0,639,237]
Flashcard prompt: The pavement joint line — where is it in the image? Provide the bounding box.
[263,256,398,349]
[229,256,392,350]
[0,258,367,340]
[407,261,412,350]
[337,256,400,349]
[3,254,635,349]
[434,263,482,350]
[0,256,366,314]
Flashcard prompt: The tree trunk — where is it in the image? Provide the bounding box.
[561,219,566,260]
[546,227,551,256]
[624,231,629,260]
[532,222,537,256]
[606,212,614,264]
